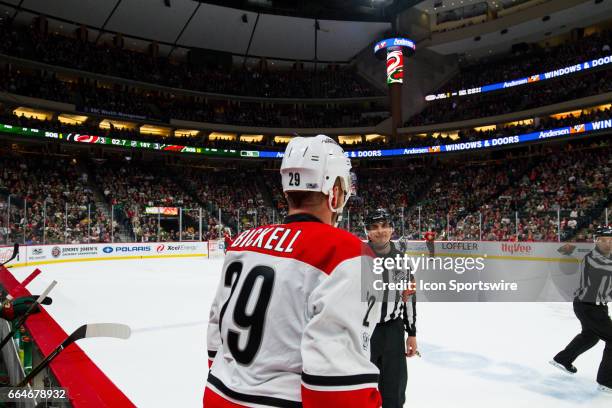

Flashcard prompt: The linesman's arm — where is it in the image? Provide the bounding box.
[403,293,417,337]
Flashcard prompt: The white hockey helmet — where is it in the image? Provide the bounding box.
[280,135,352,212]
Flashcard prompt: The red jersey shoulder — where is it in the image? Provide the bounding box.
[283,222,374,275]
[296,221,359,245]
[228,222,373,275]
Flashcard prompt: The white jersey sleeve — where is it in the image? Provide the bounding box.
[206,259,228,367]
[301,254,382,407]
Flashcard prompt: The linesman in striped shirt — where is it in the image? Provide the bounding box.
[551,226,612,394]
[366,208,418,407]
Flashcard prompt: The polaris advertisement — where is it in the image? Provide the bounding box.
[0,242,209,266]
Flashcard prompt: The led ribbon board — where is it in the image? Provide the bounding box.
[2,118,611,160]
[253,120,611,159]
[425,54,612,101]
[0,124,239,157]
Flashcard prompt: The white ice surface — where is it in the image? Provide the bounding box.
[9,258,611,407]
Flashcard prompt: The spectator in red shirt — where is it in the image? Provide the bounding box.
[424,230,436,257]
[223,228,233,254]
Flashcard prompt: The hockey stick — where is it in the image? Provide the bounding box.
[16,323,131,387]
[0,280,57,350]
[0,243,19,267]
[2,268,42,306]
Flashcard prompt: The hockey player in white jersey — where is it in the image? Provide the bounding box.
[204,135,381,407]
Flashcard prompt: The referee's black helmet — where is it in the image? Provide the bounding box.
[594,225,612,238]
[365,208,394,230]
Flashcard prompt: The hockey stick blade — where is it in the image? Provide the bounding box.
[0,280,57,350]
[16,323,131,387]
[4,268,42,304]
[0,243,19,267]
[83,323,131,340]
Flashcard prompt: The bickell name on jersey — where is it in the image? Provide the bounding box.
[206,213,382,407]
[229,225,302,253]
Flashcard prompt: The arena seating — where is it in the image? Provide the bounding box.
[0,20,382,99]
[1,137,608,244]
[407,29,612,125]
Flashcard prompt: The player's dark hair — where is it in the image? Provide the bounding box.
[285,191,326,209]
[285,178,342,209]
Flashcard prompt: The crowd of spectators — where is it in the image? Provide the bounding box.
[408,67,612,125]
[481,144,610,242]
[1,103,610,155]
[442,29,612,92]
[408,29,612,126]
[93,162,199,242]
[0,67,388,128]
[2,19,612,131]
[0,155,118,244]
[2,9,611,247]
[577,203,612,241]
[4,57,609,134]
[1,135,609,245]
[341,165,440,238]
[167,98,388,128]
[201,138,612,244]
[401,140,610,242]
[323,138,609,242]
[177,167,273,235]
[0,19,381,99]
[396,158,527,241]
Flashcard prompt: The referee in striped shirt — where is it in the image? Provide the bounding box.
[551,225,612,394]
[366,208,417,407]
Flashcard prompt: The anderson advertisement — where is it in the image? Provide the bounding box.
[425,54,612,101]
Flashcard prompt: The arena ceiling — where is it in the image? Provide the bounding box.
[3,0,607,63]
[0,0,397,62]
